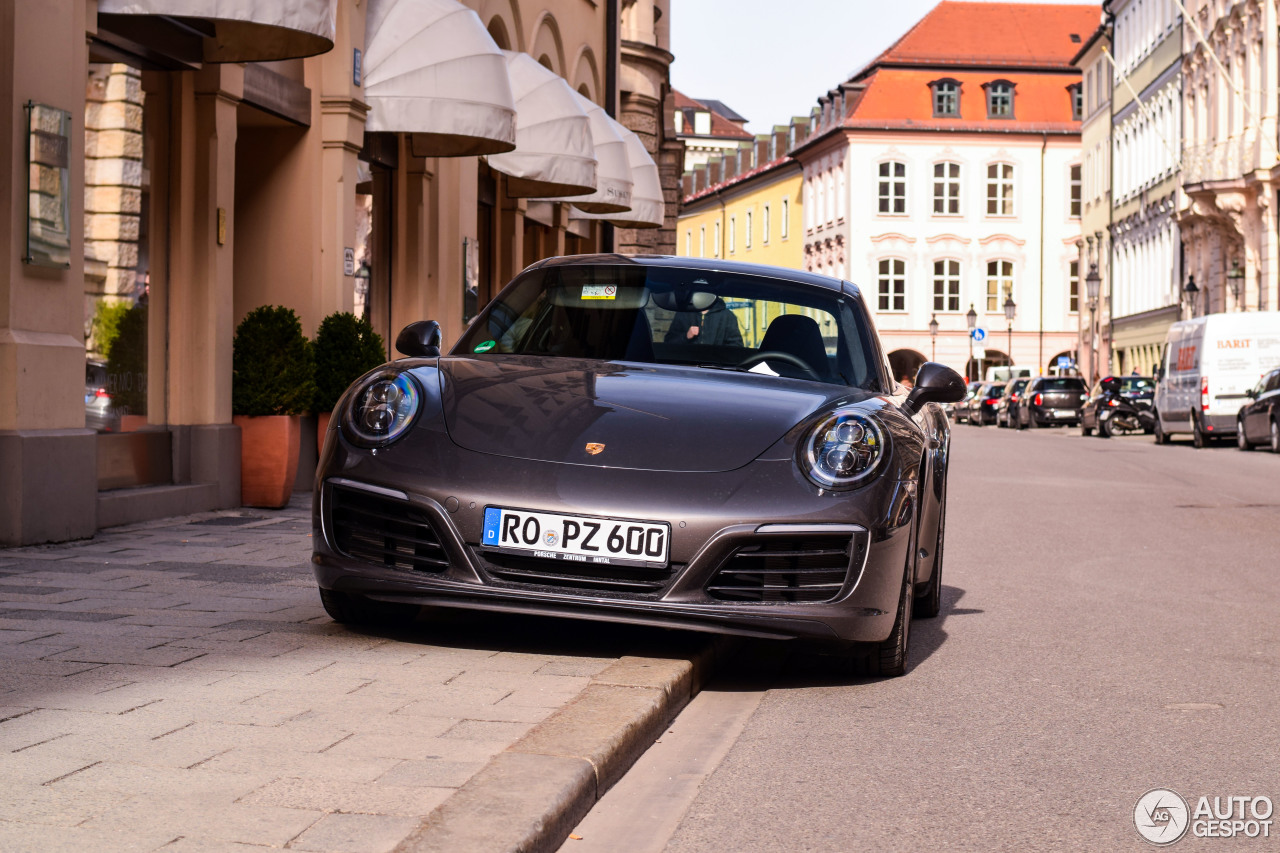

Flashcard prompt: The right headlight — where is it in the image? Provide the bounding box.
[800,408,888,489]
[343,369,421,447]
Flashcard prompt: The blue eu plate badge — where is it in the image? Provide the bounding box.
[483,507,502,544]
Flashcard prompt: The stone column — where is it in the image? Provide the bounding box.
[0,0,96,545]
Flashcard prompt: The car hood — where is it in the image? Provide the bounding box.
[438,356,852,472]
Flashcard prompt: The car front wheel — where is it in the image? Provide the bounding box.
[1154,413,1170,445]
[1271,418,1280,454]
[1238,419,1252,451]
[319,588,416,626]
[1193,411,1208,449]
[914,484,946,620]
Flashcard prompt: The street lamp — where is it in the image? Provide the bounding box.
[928,314,939,362]
[1002,294,1016,373]
[1183,274,1199,318]
[1227,258,1244,309]
[965,304,977,382]
[1085,263,1101,383]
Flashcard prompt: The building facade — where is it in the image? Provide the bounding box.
[1074,22,1113,383]
[790,1,1096,382]
[1,0,680,546]
[672,90,754,172]
[1108,0,1184,377]
[1178,0,1280,319]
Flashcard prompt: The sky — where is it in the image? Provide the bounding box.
[669,0,1102,135]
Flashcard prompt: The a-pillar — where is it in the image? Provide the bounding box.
[0,0,95,545]
[165,64,242,507]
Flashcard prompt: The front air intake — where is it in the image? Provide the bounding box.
[705,532,865,603]
[330,486,448,574]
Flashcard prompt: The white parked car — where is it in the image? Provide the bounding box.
[1153,311,1280,447]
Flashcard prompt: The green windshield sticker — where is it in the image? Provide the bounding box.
[474,339,497,353]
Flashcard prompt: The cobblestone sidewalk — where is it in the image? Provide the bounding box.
[0,497,634,852]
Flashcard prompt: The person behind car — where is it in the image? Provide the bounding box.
[664,296,744,346]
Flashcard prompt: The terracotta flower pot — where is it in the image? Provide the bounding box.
[234,414,301,509]
[317,411,332,455]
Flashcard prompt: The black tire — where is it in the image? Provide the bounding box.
[1192,411,1207,449]
[1271,418,1280,454]
[1081,423,1092,436]
[1154,412,1170,444]
[844,559,914,678]
[1098,417,1111,438]
[1029,410,1041,429]
[1016,411,1026,430]
[1237,419,1252,451]
[914,483,946,619]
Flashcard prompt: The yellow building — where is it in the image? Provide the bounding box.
[677,138,803,271]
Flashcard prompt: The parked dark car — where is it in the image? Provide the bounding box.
[311,256,966,677]
[951,381,982,423]
[1236,367,1280,452]
[967,382,1005,426]
[996,377,1031,428]
[1016,376,1088,428]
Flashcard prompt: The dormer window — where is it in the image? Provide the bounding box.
[693,111,711,135]
[1068,83,1083,121]
[985,80,1014,118]
[931,79,960,117]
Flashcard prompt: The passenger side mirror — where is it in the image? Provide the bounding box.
[395,320,442,358]
[1246,388,1257,399]
[904,362,967,415]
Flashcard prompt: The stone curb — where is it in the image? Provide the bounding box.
[394,636,735,853]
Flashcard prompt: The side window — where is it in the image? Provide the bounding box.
[1267,370,1280,393]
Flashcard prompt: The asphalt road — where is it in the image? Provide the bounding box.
[568,423,1280,852]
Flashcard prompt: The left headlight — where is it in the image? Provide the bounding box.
[343,370,421,446]
[800,409,888,489]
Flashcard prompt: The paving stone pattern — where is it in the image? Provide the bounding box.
[0,497,617,852]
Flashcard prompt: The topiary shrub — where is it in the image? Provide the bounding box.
[232,305,316,416]
[312,312,388,414]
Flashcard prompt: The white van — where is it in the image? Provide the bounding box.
[1153,311,1280,446]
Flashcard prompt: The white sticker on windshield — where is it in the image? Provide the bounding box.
[581,285,617,300]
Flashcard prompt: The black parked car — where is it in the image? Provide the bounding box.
[996,377,1031,428]
[1080,375,1154,436]
[951,381,982,424]
[968,382,1005,426]
[312,255,967,677]
[1237,367,1280,452]
[1016,376,1088,428]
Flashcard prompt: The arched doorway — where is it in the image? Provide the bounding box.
[888,349,927,385]
[964,349,1010,383]
[1046,350,1078,377]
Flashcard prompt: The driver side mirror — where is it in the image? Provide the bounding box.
[904,362,967,415]
[1246,388,1257,399]
[395,320,442,358]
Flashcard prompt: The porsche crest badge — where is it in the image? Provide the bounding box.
[585,443,605,456]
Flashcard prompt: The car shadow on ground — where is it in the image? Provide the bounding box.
[332,602,715,665]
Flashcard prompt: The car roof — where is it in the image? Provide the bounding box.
[529,254,858,299]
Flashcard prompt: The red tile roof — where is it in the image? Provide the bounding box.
[869,1,1101,69]
[672,88,754,141]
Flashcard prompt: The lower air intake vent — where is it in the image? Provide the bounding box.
[330,486,448,574]
[706,532,864,603]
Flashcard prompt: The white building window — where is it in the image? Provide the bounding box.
[714,220,721,257]
[685,230,691,256]
[933,162,961,215]
[825,176,835,225]
[986,163,1015,216]
[933,259,961,312]
[762,203,771,244]
[877,258,907,312]
[728,216,736,254]
[878,161,907,215]
[781,198,789,238]
[1069,164,1082,218]
[1069,260,1080,314]
[699,226,705,258]
[745,210,752,249]
[837,168,846,220]
[986,259,1014,312]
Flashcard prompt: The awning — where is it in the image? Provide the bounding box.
[488,52,597,198]
[97,0,335,62]
[364,0,516,158]
[548,94,633,214]
[573,128,664,228]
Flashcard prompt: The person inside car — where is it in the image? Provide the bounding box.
[664,296,744,346]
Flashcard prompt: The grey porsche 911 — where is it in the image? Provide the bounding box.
[312,255,965,676]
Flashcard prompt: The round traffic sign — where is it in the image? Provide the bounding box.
[971,328,987,342]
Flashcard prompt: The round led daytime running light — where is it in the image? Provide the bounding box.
[346,371,421,446]
[802,409,887,489]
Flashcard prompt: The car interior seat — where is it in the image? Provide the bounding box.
[758,314,829,380]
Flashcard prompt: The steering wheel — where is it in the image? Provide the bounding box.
[735,350,822,381]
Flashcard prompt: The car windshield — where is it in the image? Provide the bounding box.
[455,263,886,390]
[1122,377,1154,392]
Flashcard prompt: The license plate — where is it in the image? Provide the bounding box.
[1054,409,1076,417]
[481,506,670,568]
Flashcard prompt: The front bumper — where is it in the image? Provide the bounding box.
[311,430,919,645]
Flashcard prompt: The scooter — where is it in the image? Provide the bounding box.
[1096,376,1146,437]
